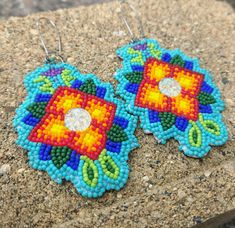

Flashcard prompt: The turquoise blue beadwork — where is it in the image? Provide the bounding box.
[13,62,139,198]
[114,38,228,158]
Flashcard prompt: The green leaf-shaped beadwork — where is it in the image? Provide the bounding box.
[81,157,98,187]
[79,79,96,95]
[199,115,220,136]
[204,121,220,135]
[61,69,75,86]
[197,92,216,105]
[124,72,143,84]
[189,123,202,147]
[34,76,55,94]
[99,150,119,179]
[51,147,72,169]
[26,102,47,119]
[170,55,185,67]
[159,112,176,131]
[107,124,128,142]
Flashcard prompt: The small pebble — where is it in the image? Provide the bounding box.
[112,31,126,37]
[0,164,11,175]
[222,77,229,84]
[204,170,212,177]
[143,176,149,182]
[178,189,187,199]
[193,216,203,224]
[17,168,25,173]
[223,161,235,177]
[117,193,122,199]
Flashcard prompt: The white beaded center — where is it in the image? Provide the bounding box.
[64,108,91,131]
[159,78,181,97]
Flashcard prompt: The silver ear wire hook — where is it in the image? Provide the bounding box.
[119,0,145,42]
[36,17,63,63]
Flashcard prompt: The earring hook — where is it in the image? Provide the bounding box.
[36,17,63,63]
[119,0,145,42]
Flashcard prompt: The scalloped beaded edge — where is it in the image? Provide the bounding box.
[114,38,228,158]
[13,62,139,198]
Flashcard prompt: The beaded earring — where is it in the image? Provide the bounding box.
[114,2,228,158]
[13,18,139,198]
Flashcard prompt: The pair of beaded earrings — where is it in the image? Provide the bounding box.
[13,4,228,197]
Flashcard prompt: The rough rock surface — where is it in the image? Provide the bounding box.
[0,0,113,18]
[0,0,234,227]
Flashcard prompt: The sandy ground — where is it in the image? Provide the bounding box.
[0,0,235,227]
